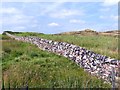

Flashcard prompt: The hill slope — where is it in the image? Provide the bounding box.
[56,29,120,36]
[12,31,119,59]
[1,33,111,88]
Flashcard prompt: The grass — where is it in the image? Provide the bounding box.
[14,32,119,60]
[2,34,111,88]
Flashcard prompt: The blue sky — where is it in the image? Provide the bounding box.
[1,1,118,34]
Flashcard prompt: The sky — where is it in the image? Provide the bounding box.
[0,0,119,34]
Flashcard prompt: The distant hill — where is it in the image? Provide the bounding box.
[56,29,98,35]
[2,29,120,37]
[55,29,120,36]
[99,30,120,36]
[2,31,44,35]
[2,31,22,35]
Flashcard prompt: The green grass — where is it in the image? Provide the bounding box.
[2,35,111,88]
[14,32,119,60]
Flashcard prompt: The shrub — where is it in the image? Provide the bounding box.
[4,48,11,53]
[2,35,12,40]
[20,55,31,61]
[13,51,23,57]
[30,52,38,58]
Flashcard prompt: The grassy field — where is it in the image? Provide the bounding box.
[1,34,111,88]
[14,32,119,60]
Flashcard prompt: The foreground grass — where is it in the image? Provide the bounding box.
[14,32,119,60]
[2,35,111,88]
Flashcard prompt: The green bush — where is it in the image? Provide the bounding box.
[2,35,12,40]
[30,52,38,58]
[4,48,11,53]
[13,51,23,57]
[15,55,31,62]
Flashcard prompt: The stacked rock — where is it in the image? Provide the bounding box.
[5,32,120,85]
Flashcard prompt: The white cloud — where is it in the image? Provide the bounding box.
[1,0,103,2]
[69,19,85,24]
[0,7,21,14]
[1,7,39,33]
[3,14,35,25]
[1,7,36,26]
[103,0,119,6]
[48,22,60,27]
[110,15,118,21]
[40,2,64,15]
[100,15,119,21]
[49,9,84,18]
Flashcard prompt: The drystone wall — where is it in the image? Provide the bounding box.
[5,32,120,86]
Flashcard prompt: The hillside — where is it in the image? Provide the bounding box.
[12,32,119,59]
[99,30,120,36]
[56,29,98,35]
[1,33,112,88]
[56,29,120,36]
